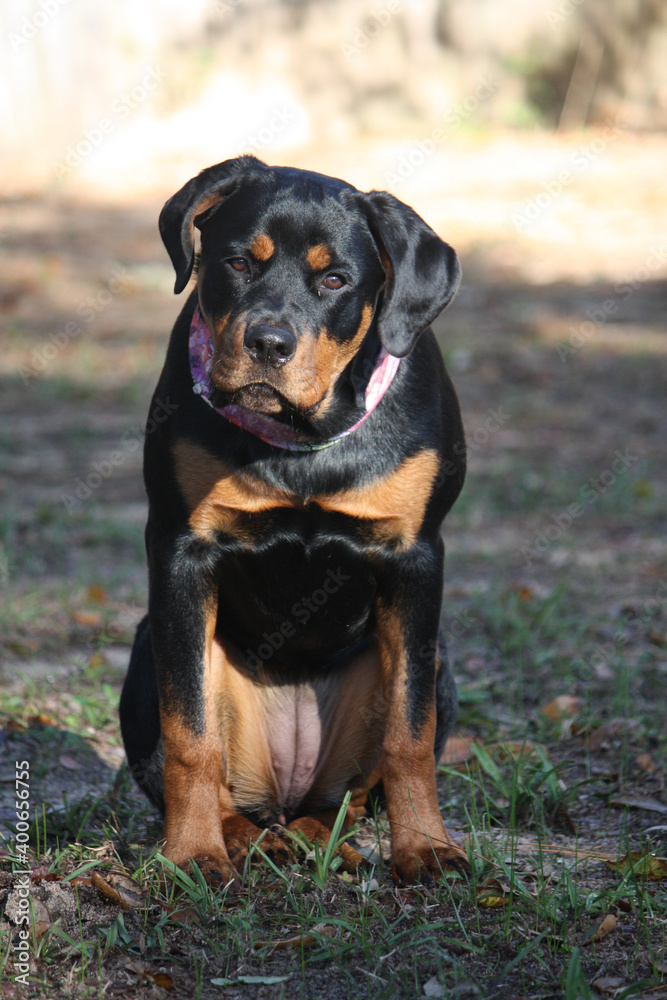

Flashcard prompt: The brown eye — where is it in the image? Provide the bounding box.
[322,274,345,290]
[229,258,248,272]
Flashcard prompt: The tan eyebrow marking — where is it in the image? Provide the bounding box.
[250,234,275,261]
[306,244,332,270]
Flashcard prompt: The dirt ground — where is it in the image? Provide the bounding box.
[0,131,666,998]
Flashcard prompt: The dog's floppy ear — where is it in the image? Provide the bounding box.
[357,190,461,357]
[159,156,267,294]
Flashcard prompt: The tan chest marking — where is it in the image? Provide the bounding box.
[172,440,298,539]
[316,449,440,547]
[173,441,438,548]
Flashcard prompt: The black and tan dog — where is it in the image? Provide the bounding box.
[120,155,468,885]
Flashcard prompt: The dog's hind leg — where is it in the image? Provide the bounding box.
[119,615,165,814]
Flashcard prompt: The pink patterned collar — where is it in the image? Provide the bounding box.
[189,306,400,451]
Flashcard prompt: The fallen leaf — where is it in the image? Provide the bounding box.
[610,795,667,815]
[29,714,55,727]
[152,973,173,989]
[476,877,510,908]
[92,871,143,909]
[255,923,335,951]
[591,913,617,943]
[59,754,82,771]
[423,976,445,997]
[541,695,583,722]
[88,652,106,668]
[440,735,479,766]
[636,753,656,773]
[592,975,626,993]
[87,585,108,604]
[488,740,541,762]
[30,867,59,885]
[4,719,26,733]
[168,907,201,925]
[603,852,667,881]
[126,961,173,989]
[72,610,103,627]
[587,718,641,750]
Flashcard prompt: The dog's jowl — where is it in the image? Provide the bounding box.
[119,156,468,884]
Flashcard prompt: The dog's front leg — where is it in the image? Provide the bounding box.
[148,531,236,886]
[376,539,468,883]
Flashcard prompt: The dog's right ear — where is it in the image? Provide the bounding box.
[159,156,266,293]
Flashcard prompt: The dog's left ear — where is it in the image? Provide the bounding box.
[159,156,266,293]
[355,190,461,358]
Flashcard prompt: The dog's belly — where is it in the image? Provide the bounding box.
[211,636,385,825]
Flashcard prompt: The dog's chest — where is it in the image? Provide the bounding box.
[172,438,440,550]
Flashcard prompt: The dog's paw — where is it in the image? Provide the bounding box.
[391,841,469,886]
[161,847,240,892]
[222,815,294,870]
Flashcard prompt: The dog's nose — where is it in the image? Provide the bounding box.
[243,324,297,366]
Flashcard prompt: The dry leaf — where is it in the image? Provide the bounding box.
[126,960,173,989]
[91,871,143,910]
[636,753,656,773]
[168,907,201,925]
[28,714,55,728]
[540,695,583,722]
[423,976,445,997]
[610,795,667,815]
[30,867,59,885]
[592,975,626,993]
[59,754,82,771]
[440,735,478,766]
[72,610,102,627]
[488,740,540,762]
[591,913,617,943]
[88,652,106,668]
[603,851,667,881]
[87,585,108,604]
[256,923,335,950]
[587,718,641,750]
[476,877,510,908]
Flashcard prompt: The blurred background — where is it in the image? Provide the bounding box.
[0,0,666,752]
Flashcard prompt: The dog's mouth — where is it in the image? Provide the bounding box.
[211,381,313,421]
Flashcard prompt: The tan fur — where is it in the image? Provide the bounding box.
[306,244,332,270]
[250,233,275,260]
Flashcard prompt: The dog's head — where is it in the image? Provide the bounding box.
[160,156,460,427]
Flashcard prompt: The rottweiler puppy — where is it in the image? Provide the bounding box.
[120,155,468,885]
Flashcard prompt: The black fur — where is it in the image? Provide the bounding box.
[121,157,465,822]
